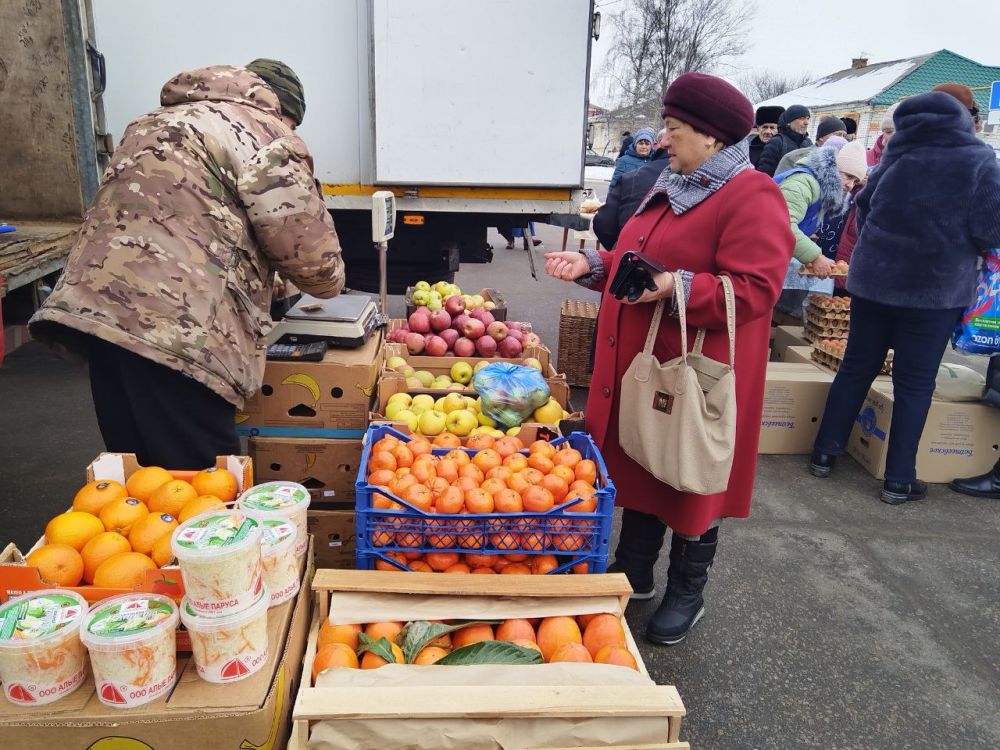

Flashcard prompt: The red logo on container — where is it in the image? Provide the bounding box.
[7,684,35,703]
[100,682,128,705]
[220,658,250,680]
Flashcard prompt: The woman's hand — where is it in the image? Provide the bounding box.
[544,251,591,281]
[809,255,834,279]
[623,271,675,305]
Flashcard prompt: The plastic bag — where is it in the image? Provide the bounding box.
[953,248,1000,355]
[473,363,550,428]
[934,364,986,402]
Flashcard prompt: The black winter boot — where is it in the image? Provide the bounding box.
[949,459,1000,499]
[645,530,718,645]
[607,509,667,601]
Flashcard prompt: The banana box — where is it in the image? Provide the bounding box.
[248,437,362,508]
[237,331,382,439]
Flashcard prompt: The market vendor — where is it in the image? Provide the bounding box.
[30,59,344,469]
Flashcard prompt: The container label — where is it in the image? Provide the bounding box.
[87,598,174,639]
[186,573,264,615]
[4,664,86,704]
[175,515,257,550]
[261,520,296,548]
[97,669,175,707]
[0,594,82,641]
[244,484,308,510]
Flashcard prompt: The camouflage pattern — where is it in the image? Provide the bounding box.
[245,58,305,125]
[30,65,344,407]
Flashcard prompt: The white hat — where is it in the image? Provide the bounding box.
[880,102,900,131]
[835,140,868,181]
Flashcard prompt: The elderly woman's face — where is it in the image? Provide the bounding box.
[881,124,895,144]
[662,117,722,175]
[635,140,652,156]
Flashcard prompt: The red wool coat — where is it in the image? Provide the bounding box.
[585,170,794,536]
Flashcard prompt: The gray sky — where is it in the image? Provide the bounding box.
[589,0,1000,106]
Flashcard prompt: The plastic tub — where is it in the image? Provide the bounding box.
[170,510,263,616]
[254,515,300,607]
[238,481,310,557]
[179,588,270,683]
[81,593,178,709]
[0,589,88,705]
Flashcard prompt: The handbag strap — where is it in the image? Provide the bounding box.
[642,271,688,360]
[691,275,737,367]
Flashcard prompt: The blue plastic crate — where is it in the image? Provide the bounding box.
[355,425,615,573]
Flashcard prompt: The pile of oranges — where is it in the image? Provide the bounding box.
[374,551,590,575]
[312,613,638,683]
[27,466,239,590]
[365,433,601,566]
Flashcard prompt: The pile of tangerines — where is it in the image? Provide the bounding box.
[312,613,638,682]
[365,432,602,568]
[26,466,239,590]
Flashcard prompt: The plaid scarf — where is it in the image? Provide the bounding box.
[636,139,753,216]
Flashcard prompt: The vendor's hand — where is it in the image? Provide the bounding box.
[544,251,591,281]
[809,256,834,279]
[624,271,675,305]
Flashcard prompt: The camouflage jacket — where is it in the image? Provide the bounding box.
[30,66,344,406]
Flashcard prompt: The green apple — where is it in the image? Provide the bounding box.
[532,398,563,424]
[477,411,496,427]
[442,392,467,413]
[470,425,494,436]
[484,301,496,311]
[489,429,505,439]
[406,376,424,390]
[394,409,419,432]
[432,281,451,297]
[386,355,408,371]
[522,357,543,371]
[418,409,447,436]
[411,289,431,306]
[414,370,435,388]
[464,396,478,412]
[385,401,410,420]
[434,396,447,412]
[414,280,431,292]
[432,378,453,390]
[473,361,490,374]
[402,366,415,378]
[450,361,473,384]
[411,394,435,413]
[426,297,443,312]
[445,409,478,437]
[507,426,522,436]
[386,392,412,408]
[471,294,485,307]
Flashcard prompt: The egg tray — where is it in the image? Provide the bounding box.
[798,268,848,277]
[806,302,850,322]
[811,345,892,375]
[806,294,852,312]
[806,310,850,332]
[804,320,849,342]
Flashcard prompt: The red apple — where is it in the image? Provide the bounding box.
[452,313,471,331]
[405,332,426,354]
[439,328,460,349]
[430,310,452,332]
[454,337,476,358]
[487,321,508,342]
[444,295,466,316]
[498,336,522,358]
[478,310,496,328]
[389,328,408,343]
[523,332,542,348]
[414,306,431,317]
[460,317,486,340]
[408,311,431,333]
[506,327,524,343]
[475,336,498,356]
[425,335,448,356]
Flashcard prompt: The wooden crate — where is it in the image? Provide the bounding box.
[290,571,688,750]
[558,299,599,386]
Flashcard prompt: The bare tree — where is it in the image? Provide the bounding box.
[601,0,755,115]
[738,69,815,104]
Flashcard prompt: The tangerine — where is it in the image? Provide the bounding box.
[493,488,523,513]
[318,622,362,650]
[527,453,554,474]
[128,513,178,556]
[125,466,174,503]
[472,449,502,473]
[465,434,495,450]
[500,563,532,575]
[522,485,554,512]
[178,495,227,523]
[458,464,485,484]
[432,433,462,449]
[151,534,175,567]
[495,618,536,642]
[480,478,508,498]
[392,444,415,469]
[594,644,638,669]
[563,488,597,513]
[409,560,434,573]
[369,468,396,486]
[45,511,105,551]
[540,474,569,502]
[507,472,532,494]
[521,467,545,486]
[435,458,460,483]
[494,436,524,458]
[529,440,556,458]
[26,544,84,587]
[190,467,239,503]
[549,464,576,485]
[365,621,404,642]
[464,488,494,514]
[443,562,471,574]
[536,616,582,662]
[444,449,471,466]
[553,448,583,468]
[471,566,497,574]
[148,480,198,517]
[574,460,598,485]
[435,486,465,514]
[81,532,132,583]
[425,551,460,571]
[375,552,409,571]
[408,439,433,458]
[72,480,127,516]
[582,614,627,658]
[369,450,397,472]
[99,497,149,535]
[312,643,358,681]
[530,554,559,575]
[503,453,529,472]
[550,642,593,663]
[451,624,494,649]
[360,642,404,668]
[413,646,450,664]
[93,551,156,588]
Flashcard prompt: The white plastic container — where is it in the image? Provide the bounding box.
[255,516,300,607]
[170,510,263,616]
[238,481,310,557]
[0,590,88,706]
[81,593,178,709]
[179,588,270,683]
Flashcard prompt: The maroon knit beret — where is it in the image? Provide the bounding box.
[661,72,754,146]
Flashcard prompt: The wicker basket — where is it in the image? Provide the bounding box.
[558,299,600,386]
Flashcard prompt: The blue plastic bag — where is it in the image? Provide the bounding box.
[473,362,550,428]
[953,248,1000,355]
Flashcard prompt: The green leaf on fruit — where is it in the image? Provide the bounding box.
[400,620,503,664]
[435,640,543,666]
[357,632,396,664]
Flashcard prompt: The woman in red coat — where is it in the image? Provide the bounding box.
[545,73,794,645]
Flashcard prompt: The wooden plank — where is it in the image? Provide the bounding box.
[294,684,685,722]
[313,569,633,599]
[668,715,682,742]
[525,744,689,750]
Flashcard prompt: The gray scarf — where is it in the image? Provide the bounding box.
[636,139,753,216]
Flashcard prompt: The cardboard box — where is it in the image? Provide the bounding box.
[237,331,382,439]
[848,386,1000,482]
[758,363,834,454]
[769,326,810,362]
[307,510,356,569]
[0,541,312,750]
[249,437,361,508]
[783,345,815,365]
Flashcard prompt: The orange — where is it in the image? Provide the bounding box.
[464,552,496,568]
[511,639,543,655]
[369,468,396,487]
[550,642,593,663]
[374,435,400,452]
[45,511,105,551]
[536,616,582,662]
[507,472,532,495]
[409,560,434,572]
[435,486,465,514]
[72,480,127,516]
[569,480,597,496]
[521,467,545,486]
[471,449,502,474]
[465,433,495,450]
[480,478,508,498]
[574,460,598,485]
[458,464,485,484]
[151,534,175,567]
[401,484,433,512]
[445,449,471,466]
[464,488,494,514]
[502,553,528,562]
[435,458,460,483]
[26,544,84,587]
[495,619,536,643]
[453,475,479,493]
[594,644,638,670]
[582,614,627,658]
[427,476,451,499]
[530,554,559,575]
[178,495,227,523]
[443,562,471,574]
[148,480,198,517]
[452,624,494,649]
[410,460,436,484]
[522,486,554,512]
[486,466,512,484]
[549,464,576,486]
[408,438,433,458]
[493,488,523,513]
[312,643,358,681]
[128,512,178,556]
[494,436,524,458]
[375,551,408,571]
[527,453,554,475]
[125,466,174,503]
[432,433,462,449]
[425,551,460,572]
[369,450,397,472]
[540,474,569,503]
[93,551,157,588]
[391,444,415,469]
[360,642,404,668]
[99,497,150,535]
[500,562,532,575]
[529,440,556,458]
[553,448,582,468]
[563,488,597,513]
[190,467,239,503]
[81,532,132,583]
[471,566,497,574]
[502,453,528,472]
[365,621,404,642]
[413,646,450,665]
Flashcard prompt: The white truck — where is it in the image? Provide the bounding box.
[23,0,598,293]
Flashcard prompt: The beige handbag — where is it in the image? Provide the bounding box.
[618,273,737,494]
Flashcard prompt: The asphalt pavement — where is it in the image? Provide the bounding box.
[1,221,998,749]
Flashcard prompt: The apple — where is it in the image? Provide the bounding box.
[439,328,460,349]
[522,357,543,371]
[388,328,408,344]
[533,398,563,424]
[401,365,415,378]
[523,333,542,348]
[413,370,435,388]
[429,310,451,332]
[414,280,431,292]
[434,396,447,412]
[445,409,478,437]
[454,337,476,358]
[432,281,451,297]
[477,410,496,427]
[473,361,490,374]
[478,310,496,327]
[414,305,431,317]
[386,392,412,408]
[487,321,508,342]
[452,313,471,332]
[505,328,524,343]
[484,301,496,311]
[417,409,447,436]
[405,332,426,355]
[450,361,473,384]
[475,336,498,356]
[406,376,424,389]
[384,401,409,420]
[425,335,448,357]
[464,396,478,411]
[386,355,408,371]
[498,336,522,358]
[408,311,431,333]
[444,295,466,316]
[427,298,443,312]
[393,410,419,432]
[411,393,435,410]
[411,289,431,306]
[471,294,485,307]
[442,392,467,413]
[460,318,486,340]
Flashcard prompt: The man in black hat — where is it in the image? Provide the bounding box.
[757,104,812,176]
[748,106,784,168]
[842,116,858,142]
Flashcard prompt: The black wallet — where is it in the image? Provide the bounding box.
[609,251,667,302]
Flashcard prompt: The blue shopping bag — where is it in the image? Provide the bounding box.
[953,248,1000,355]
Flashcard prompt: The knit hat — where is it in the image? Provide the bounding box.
[842,117,858,135]
[835,140,868,181]
[932,82,976,111]
[245,58,305,126]
[880,102,900,131]
[632,127,656,145]
[660,72,754,146]
[823,135,848,152]
[816,116,847,140]
[755,106,784,126]
[782,104,811,125]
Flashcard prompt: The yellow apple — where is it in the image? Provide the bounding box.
[442,392,467,413]
[386,392,412,408]
[533,398,564,425]
[411,394,435,412]
[418,409,447,436]
[394,409,419,432]
[445,409,478,437]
